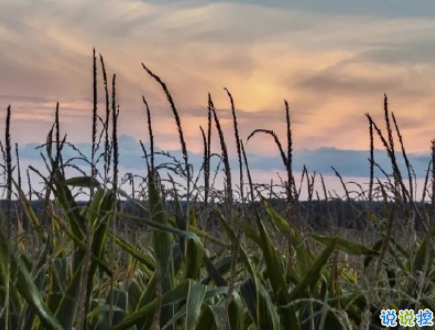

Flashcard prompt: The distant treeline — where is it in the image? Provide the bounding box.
[0,198,430,232]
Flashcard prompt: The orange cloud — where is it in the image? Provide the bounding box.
[0,0,434,158]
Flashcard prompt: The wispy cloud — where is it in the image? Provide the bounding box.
[0,0,434,158]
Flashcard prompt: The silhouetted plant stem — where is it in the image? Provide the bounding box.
[225,88,244,203]
[3,105,12,330]
[14,143,23,231]
[109,73,119,328]
[247,129,287,165]
[392,112,414,204]
[91,47,98,196]
[369,121,374,202]
[366,112,410,203]
[77,48,99,330]
[199,126,210,207]
[14,143,21,201]
[320,173,330,219]
[100,54,111,184]
[141,63,191,243]
[112,75,119,191]
[332,166,351,204]
[26,168,32,202]
[383,95,408,205]
[207,96,212,198]
[284,100,295,208]
[240,140,254,202]
[209,94,233,208]
[5,105,12,237]
[143,95,154,172]
[432,140,435,220]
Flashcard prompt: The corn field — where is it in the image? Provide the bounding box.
[0,49,435,330]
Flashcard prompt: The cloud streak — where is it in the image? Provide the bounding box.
[16,134,431,180]
[0,0,434,160]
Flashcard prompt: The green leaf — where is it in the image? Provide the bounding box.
[184,234,204,280]
[289,238,337,302]
[111,279,189,330]
[9,253,64,330]
[228,292,244,330]
[113,233,155,270]
[253,211,299,329]
[311,235,379,256]
[185,282,207,330]
[62,176,100,188]
[413,236,429,274]
[54,259,84,329]
[240,277,281,330]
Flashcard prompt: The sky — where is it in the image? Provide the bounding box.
[1,0,434,199]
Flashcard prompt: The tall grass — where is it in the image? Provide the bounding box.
[0,50,434,330]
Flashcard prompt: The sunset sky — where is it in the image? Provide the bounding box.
[1,0,435,197]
